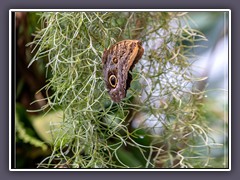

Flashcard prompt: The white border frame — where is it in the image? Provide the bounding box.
[9,9,231,171]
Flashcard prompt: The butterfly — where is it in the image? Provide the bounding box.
[102,40,144,102]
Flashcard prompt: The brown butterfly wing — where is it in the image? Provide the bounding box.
[102,40,144,102]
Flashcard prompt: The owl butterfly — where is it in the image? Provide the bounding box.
[102,40,144,102]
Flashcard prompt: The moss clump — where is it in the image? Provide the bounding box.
[28,12,224,168]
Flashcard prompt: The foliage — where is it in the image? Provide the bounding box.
[28,12,226,168]
[16,104,48,151]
